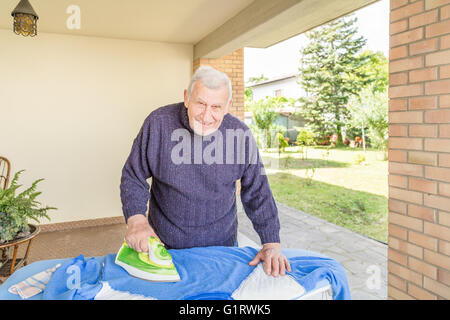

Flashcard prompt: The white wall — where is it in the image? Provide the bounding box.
[0,29,193,224]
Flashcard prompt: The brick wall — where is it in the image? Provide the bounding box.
[388,0,450,300]
[192,48,245,121]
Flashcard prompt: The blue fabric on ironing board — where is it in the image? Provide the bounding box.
[101,246,259,300]
[0,257,105,300]
[0,247,351,300]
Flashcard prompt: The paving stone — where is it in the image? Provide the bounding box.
[318,225,341,233]
[351,288,385,300]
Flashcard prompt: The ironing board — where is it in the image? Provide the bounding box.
[0,233,336,300]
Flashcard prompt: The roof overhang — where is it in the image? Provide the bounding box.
[0,0,379,59]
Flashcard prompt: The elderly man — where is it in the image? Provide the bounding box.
[120,66,291,277]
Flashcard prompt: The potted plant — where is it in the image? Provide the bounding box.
[0,169,57,245]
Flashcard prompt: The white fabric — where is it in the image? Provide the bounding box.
[231,264,306,300]
[94,281,156,300]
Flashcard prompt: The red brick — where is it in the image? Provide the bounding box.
[408,151,437,166]
[440,95,450,107]
[438,181,450,197]
[426,20,450,38]
[409,177,438,193]
[409,256,438,279]
[388,272,408,290]
[389,247,408,265]
[390,28,424,48]
[439,153,450,167]
[409,124,437,136]
[424,138,450,152]
[392,0,409,10]
[390,235,425,259]
[425,0,450,10]
[390,198,408,214]
[390,110,423,123]
[424,276,450,299]
[390,46,409,60]
[409,96,438,109]
[389,137,423,150]
[441,34,450,49]
[390,186,424,204]
[440,124,450,137]
[390,72,409,85]
[440,65,450,79]
[389,224,409,241]
[424,248,450,269]
[389,124,408,136]
[424,109,450,123]
[389,285,415,299]
[408,204,436,221]
[424,193,450,211]
[390,161,424,176]
[408,283,438,299]
[390,174,408,188]
[439,210,450,227]
[389,149,408,162]
[390,259,424,283]
[426,49,450,66]
[409,67,438,82]
[425,80,450,94]
[437,268,450,286]
[390,56,424,73]
[389,98,408,111]
[391,1,424,22]
[409,230,439,250]
[391,19,409,35]
[410,38,439,55]
[409,10,438,28]
[442,4,450,19]
[389,83,424,98]
[439,238,450,253]
[425,166,450,182]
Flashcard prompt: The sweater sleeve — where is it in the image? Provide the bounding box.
[240,134,280,245]
[120,117,153,223]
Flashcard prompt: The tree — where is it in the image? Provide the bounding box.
[297,15,373,146]
[249,96,288,148]
[347,50,388,153]
[245,74,268,111]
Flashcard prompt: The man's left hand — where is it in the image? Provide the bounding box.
[249,243,292,277]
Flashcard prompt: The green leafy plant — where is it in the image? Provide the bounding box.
[0,170,57,243]
[295,127,315,147]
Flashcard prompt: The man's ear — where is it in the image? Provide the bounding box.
[183,89,189,108]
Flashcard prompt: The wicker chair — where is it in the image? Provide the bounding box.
[0,156,11,190]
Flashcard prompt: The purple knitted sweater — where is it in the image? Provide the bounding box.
[120,102,280,249]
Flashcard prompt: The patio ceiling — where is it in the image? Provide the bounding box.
[0,0,378,59]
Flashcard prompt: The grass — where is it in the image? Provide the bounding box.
[261,145,388,243]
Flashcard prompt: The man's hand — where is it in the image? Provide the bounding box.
[125,214,163,252]
[249,243,291,277]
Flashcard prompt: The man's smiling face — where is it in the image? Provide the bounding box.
[184,80,231,136]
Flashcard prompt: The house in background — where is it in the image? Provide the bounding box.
[245,73,307,142]
[247,72,305,101]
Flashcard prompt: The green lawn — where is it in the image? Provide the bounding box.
[261,146,388,243]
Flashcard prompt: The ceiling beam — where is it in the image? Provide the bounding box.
[194,0,379,59]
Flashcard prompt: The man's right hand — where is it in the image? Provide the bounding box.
[125,214,163,252]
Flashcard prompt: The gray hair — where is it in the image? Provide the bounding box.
[187,66,232,106]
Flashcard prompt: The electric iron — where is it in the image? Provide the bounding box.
[115,236,181,282]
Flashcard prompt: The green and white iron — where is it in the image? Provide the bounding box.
[115,236,180,282]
